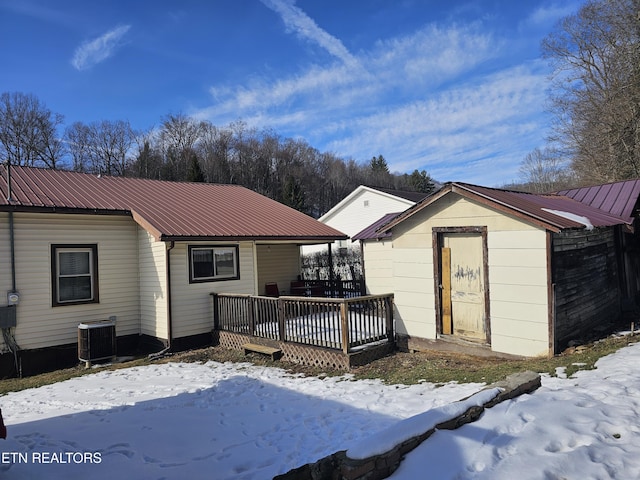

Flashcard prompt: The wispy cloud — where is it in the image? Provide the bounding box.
[194,2,553,185]
[260,0,359,68]
[71,24,131,71]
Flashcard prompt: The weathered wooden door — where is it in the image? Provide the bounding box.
[440,233,486,340]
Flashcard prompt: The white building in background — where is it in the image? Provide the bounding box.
[303,185,429,256]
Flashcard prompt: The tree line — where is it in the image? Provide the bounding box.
[0,93,435,217]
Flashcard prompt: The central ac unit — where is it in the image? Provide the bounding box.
[78,319,116,366]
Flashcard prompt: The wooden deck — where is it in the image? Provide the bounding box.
[211,293,394,354]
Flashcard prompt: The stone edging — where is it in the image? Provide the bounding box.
[275,371,541,480]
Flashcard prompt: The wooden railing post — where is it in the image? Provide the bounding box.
[211,293,219,330]
[278,298,286,342]
[340,300,349,354]
[248,296,256,335]
[385,295,394,342]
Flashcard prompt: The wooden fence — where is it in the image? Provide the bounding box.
[211,293,394,354]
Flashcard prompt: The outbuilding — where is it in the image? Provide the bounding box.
[357,181,640,357]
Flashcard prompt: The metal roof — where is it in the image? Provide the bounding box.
[557,179,640,222]
[0,165,347,242]
[380,182,634,235]
[352,212,400,240]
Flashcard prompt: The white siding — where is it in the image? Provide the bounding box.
[361,239,393,295]
[390,195,550,357]
[304,187,415,254]
[256,244,300,295]
[169,241,256,339]
[2,213,140,350]
[138,228,168,339]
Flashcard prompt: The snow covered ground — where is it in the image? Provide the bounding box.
[1,337,640,479]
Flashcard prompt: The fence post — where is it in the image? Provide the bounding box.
[341,300,349,354]
[211,293,219,330]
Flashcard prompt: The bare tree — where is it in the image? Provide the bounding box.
[65,120,135,175]
[0,92,65,168]
[543,0,640,183]
[518,147,573,192]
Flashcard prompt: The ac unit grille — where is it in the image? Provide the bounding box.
[78,320,116,363]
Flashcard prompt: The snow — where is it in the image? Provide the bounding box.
[542,208,595,230]
[1,340,640,479]
[346,387,502,460]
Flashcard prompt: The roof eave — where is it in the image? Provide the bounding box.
[158,234,348,243]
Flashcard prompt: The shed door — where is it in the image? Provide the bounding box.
[441,233,486,340]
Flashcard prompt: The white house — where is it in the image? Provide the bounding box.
[304,185,429,256]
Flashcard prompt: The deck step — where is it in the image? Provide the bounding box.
[242,343,282,360]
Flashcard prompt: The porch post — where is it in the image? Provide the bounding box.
[328,243,334,296]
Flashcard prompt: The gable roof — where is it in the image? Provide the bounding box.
[0,165,347,242]
[365,186,431,203]
[557,179,640,221]
[381,182,634,234]
[319,185,428,222]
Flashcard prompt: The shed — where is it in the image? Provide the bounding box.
[359,182,640,357]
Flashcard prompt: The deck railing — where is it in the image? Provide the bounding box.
[211,293,394,353]
[297,278,366,298]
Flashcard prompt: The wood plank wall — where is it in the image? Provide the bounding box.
[552,227,621,350]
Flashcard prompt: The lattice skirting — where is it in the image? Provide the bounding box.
[213,331,394,370]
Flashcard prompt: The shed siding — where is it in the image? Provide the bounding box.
[256,244,301,295]
[169,242,256,339]
[362,240,393,295]
[138,228,168,339]
[1,213,140,350]
[552,228,620,350]
[390,195,550,357]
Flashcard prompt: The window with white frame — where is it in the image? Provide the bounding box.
[51,244,99,306]
[189,245,239,283]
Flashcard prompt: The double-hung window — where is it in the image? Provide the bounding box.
[189,245,239,283]
[52,245,99,306]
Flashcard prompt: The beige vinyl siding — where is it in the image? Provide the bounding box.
[488,230,549,356]
[256,244,300,295]
[6,213,140,350]
[392,245,435,338]
[0,213,11,352]
[362,239,393,295]
[138,228,168,339]
[390,195,550,357]
[169,241,255,339]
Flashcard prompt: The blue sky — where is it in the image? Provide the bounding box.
[0,0,584,186]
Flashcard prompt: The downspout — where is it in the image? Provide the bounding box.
[4,162,21,375]
[150,240,174,360]
[165,241,175,350]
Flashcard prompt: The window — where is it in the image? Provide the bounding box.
[189,245,239,283]
[51,245,99,306]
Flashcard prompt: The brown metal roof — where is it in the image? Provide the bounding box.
[557,179,640,222]
[352,212,400,241]
[381,182,634,234]
[0,165,347,242]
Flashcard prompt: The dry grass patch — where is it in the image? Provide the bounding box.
[0,332,636,396]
